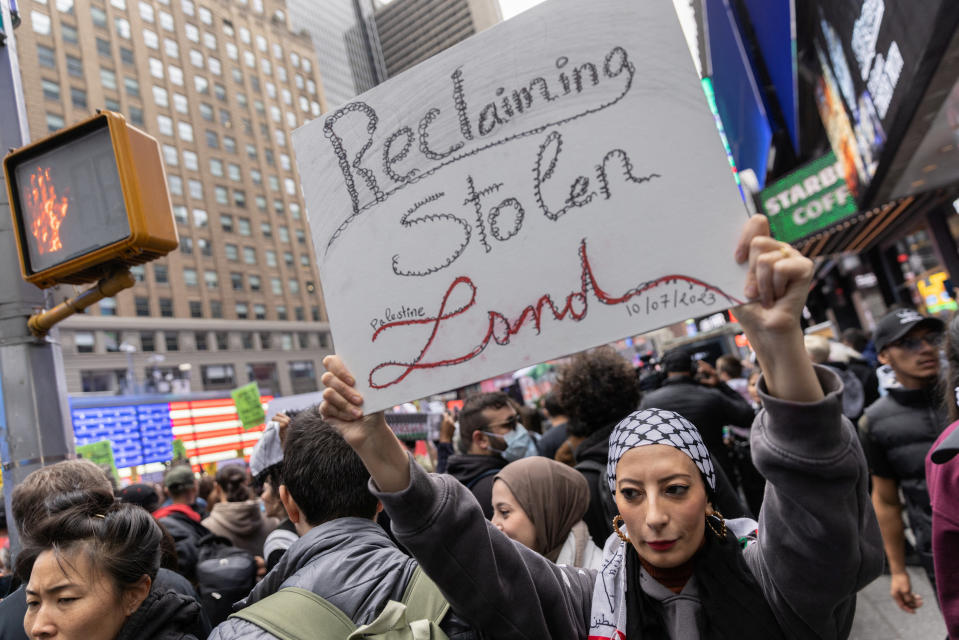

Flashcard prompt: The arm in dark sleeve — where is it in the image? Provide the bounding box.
[434,441,454,474]
[745,366,884,639]
[719,388,758,429]
[371,455,594,640]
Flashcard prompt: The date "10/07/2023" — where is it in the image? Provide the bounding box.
[623,287,718,318]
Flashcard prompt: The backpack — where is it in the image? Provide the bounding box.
[230,566,450,640]
[575,459,617,529]
[194,533,258,626]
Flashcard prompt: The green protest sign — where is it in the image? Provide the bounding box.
[231,382,266,429]
[76,440,120,484]
[761,151,857,243]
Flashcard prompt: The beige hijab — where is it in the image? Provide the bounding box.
[495,457,590,562]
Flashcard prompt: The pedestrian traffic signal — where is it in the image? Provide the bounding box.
[3,111,177,288]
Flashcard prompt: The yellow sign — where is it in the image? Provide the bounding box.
[917,271,958,314]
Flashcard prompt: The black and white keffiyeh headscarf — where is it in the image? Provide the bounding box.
[606,408,716,497]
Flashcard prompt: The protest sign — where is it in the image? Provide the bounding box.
[231,382,266,429]
[77,440,120,484]
[293,0,750,413]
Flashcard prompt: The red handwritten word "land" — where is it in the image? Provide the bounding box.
[368,238,741,389]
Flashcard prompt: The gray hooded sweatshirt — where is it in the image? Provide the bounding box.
[371,366,884,639]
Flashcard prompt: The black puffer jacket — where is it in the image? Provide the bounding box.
[446,453,508,519]
[640,376,755,479]
[859,385,947,561]
[115,588,207,640]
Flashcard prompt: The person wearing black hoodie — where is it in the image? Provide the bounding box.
[445,392,517,519]
[17,491,207,640]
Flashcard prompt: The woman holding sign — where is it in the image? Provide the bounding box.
[319,216,883,639]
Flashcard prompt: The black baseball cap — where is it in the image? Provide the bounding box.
[662,349,694,374]
[873,309,944,352]
[930,426,959,464]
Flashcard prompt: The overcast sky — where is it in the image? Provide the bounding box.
[497,0,544,19]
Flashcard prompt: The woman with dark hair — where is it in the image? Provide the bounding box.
[201,465,277,556]
[17,490,206,640]
[319,217,884,638]
[928,315,959,637]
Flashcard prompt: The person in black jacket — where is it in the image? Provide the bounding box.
[640,349,756,487]
[859,308,947,614]
[17,490,207,640]
[153,465,212,583]
[445,392,521,519]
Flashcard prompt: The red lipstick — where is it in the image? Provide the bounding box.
[646,540,676,551]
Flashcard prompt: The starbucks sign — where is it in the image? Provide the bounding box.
[761,152,858,243]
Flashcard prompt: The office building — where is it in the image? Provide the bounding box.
[15,0,333,397]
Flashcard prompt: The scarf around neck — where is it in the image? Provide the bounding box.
[587,517,782,640]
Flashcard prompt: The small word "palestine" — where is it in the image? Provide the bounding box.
[370,305,426,331]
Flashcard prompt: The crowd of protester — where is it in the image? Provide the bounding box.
[1,215,957,638]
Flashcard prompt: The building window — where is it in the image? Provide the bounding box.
[215,185,228,204]
[220,214,233,232]
[42,79,61,101]
[189,300,202,317]
[173,93,188,113]
[66,55,83,77]
[237,218,251,236]
[270,278,282,295]
[100,297,117,316]
[243,247,256,265]
[201,364,235,390]
[159,297,174,317]
[115,17,131,39]
[233,190,246,208]
[165,332,179,351]
[31,10,52,35]
[131,265,146,282]
[177,121,193,142]
[128,106,144,126]
[199,238,212,256]
[215,332,228,350]
[141,331,156,351]
[204,270,218,289]
[104,331,121,352]
[188,179,203,199]
[154,264,169,284]
[230,272,244,290]
[37,44,56,68]
[194,331,208,350]
[124,76,140,97]
[235,302,248,319]
[241,332,254,349]
[265,250,276,267]
[260,222,272,238]
[180,237,193,254]
[253,304,266,320]
[199,102,214,121]
[312,306,321,322]
[157,114,173,135]
[120,47,135,65]
[100,68,117,90]
[172,205,188,223]
[276,305,287,320]
[294,306,304,322]
[75,332,95,353]
[206,130,219,148]
[91,6,107,27]
[135,296,150,316]
[225,244,238,261]
[258,332,271,349]
[248,274,261,291]
[183,268,198,287]
[210,300,223,318]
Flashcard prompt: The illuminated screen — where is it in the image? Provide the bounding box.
[14,126,130,274]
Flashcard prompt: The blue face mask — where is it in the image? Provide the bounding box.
[498,424,535,462]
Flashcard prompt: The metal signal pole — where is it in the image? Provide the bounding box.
[0,0,75,553]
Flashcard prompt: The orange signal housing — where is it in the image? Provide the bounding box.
[3,111,178,288]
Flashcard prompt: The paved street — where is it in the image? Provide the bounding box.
[851,567,946,639]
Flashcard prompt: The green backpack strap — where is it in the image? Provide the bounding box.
[230,587,357,640]
[401,566,450,624]
[348,566,451,640]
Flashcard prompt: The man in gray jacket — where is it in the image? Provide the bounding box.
[208,407,475,639]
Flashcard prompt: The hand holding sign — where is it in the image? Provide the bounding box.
[296,0,751,412]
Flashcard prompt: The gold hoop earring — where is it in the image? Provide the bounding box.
[612,515,630,544]
[706,510,727,540]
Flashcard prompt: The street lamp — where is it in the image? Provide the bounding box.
[118,342,137,395]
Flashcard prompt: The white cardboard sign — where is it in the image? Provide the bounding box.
[293,0,749,413]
